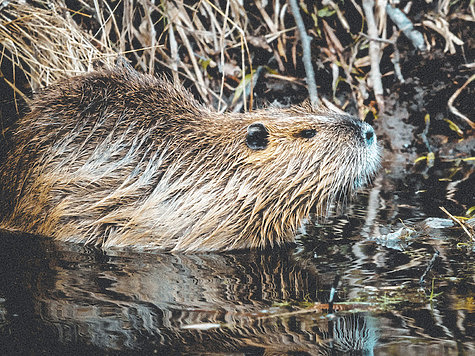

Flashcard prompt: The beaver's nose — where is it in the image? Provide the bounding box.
[362,124,375,146]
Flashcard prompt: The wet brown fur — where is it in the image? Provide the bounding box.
[0,68,380,252]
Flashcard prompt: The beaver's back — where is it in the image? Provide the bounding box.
[0,68,380,252]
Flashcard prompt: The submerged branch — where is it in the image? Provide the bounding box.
[419,249,440,286]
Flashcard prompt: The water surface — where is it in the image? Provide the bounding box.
[0,161,473,355]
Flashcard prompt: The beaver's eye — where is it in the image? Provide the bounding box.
[299,129,316,138]
[246,122,269,150]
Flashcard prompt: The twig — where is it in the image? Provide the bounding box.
[264,73,306,86]
[386,4,426,51]
[362,0,384,112]
[167,21,179,84]
[359,33,394,45]
[167,2,209,104]
[0,60,32,109]
[218,0,230,112]
[361,29,405,83]
[447,74,475,129]
[288,0,319,107]
[421,114,432,154]
[440,206,475,241]
[390,27,405,83]
[256,0,277,33]
[419,249,440,286]
[422,17,463,54]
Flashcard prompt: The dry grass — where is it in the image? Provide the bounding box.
[0,0,472,114]
[0,0,116,98]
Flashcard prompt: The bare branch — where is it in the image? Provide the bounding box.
[386,4,426,51]
[448,74,475,129]
[362,0,384,112]
[288,0,319,107]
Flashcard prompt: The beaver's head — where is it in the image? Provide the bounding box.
[238,105,380,218]
[163,103,381,250]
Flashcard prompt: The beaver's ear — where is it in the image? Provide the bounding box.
[246,123,269,150]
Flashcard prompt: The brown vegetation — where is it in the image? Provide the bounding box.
[0,0,472,122]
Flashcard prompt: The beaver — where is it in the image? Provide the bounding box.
[0,67,380,252]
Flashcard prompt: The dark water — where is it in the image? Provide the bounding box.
[0,162,474,355]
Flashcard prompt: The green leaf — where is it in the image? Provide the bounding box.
[317,7,336,17]
[444,118,464,137]
[199,58,211,71]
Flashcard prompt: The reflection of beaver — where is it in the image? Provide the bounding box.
[0,231,379,354]
[0,67,380,251]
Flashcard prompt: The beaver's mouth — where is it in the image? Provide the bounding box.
[355,144,381,190]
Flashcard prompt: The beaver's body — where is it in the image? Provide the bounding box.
[0,68,380,251]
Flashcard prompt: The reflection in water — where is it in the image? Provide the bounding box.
[0,232,381,354]
[330,314,378,354]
